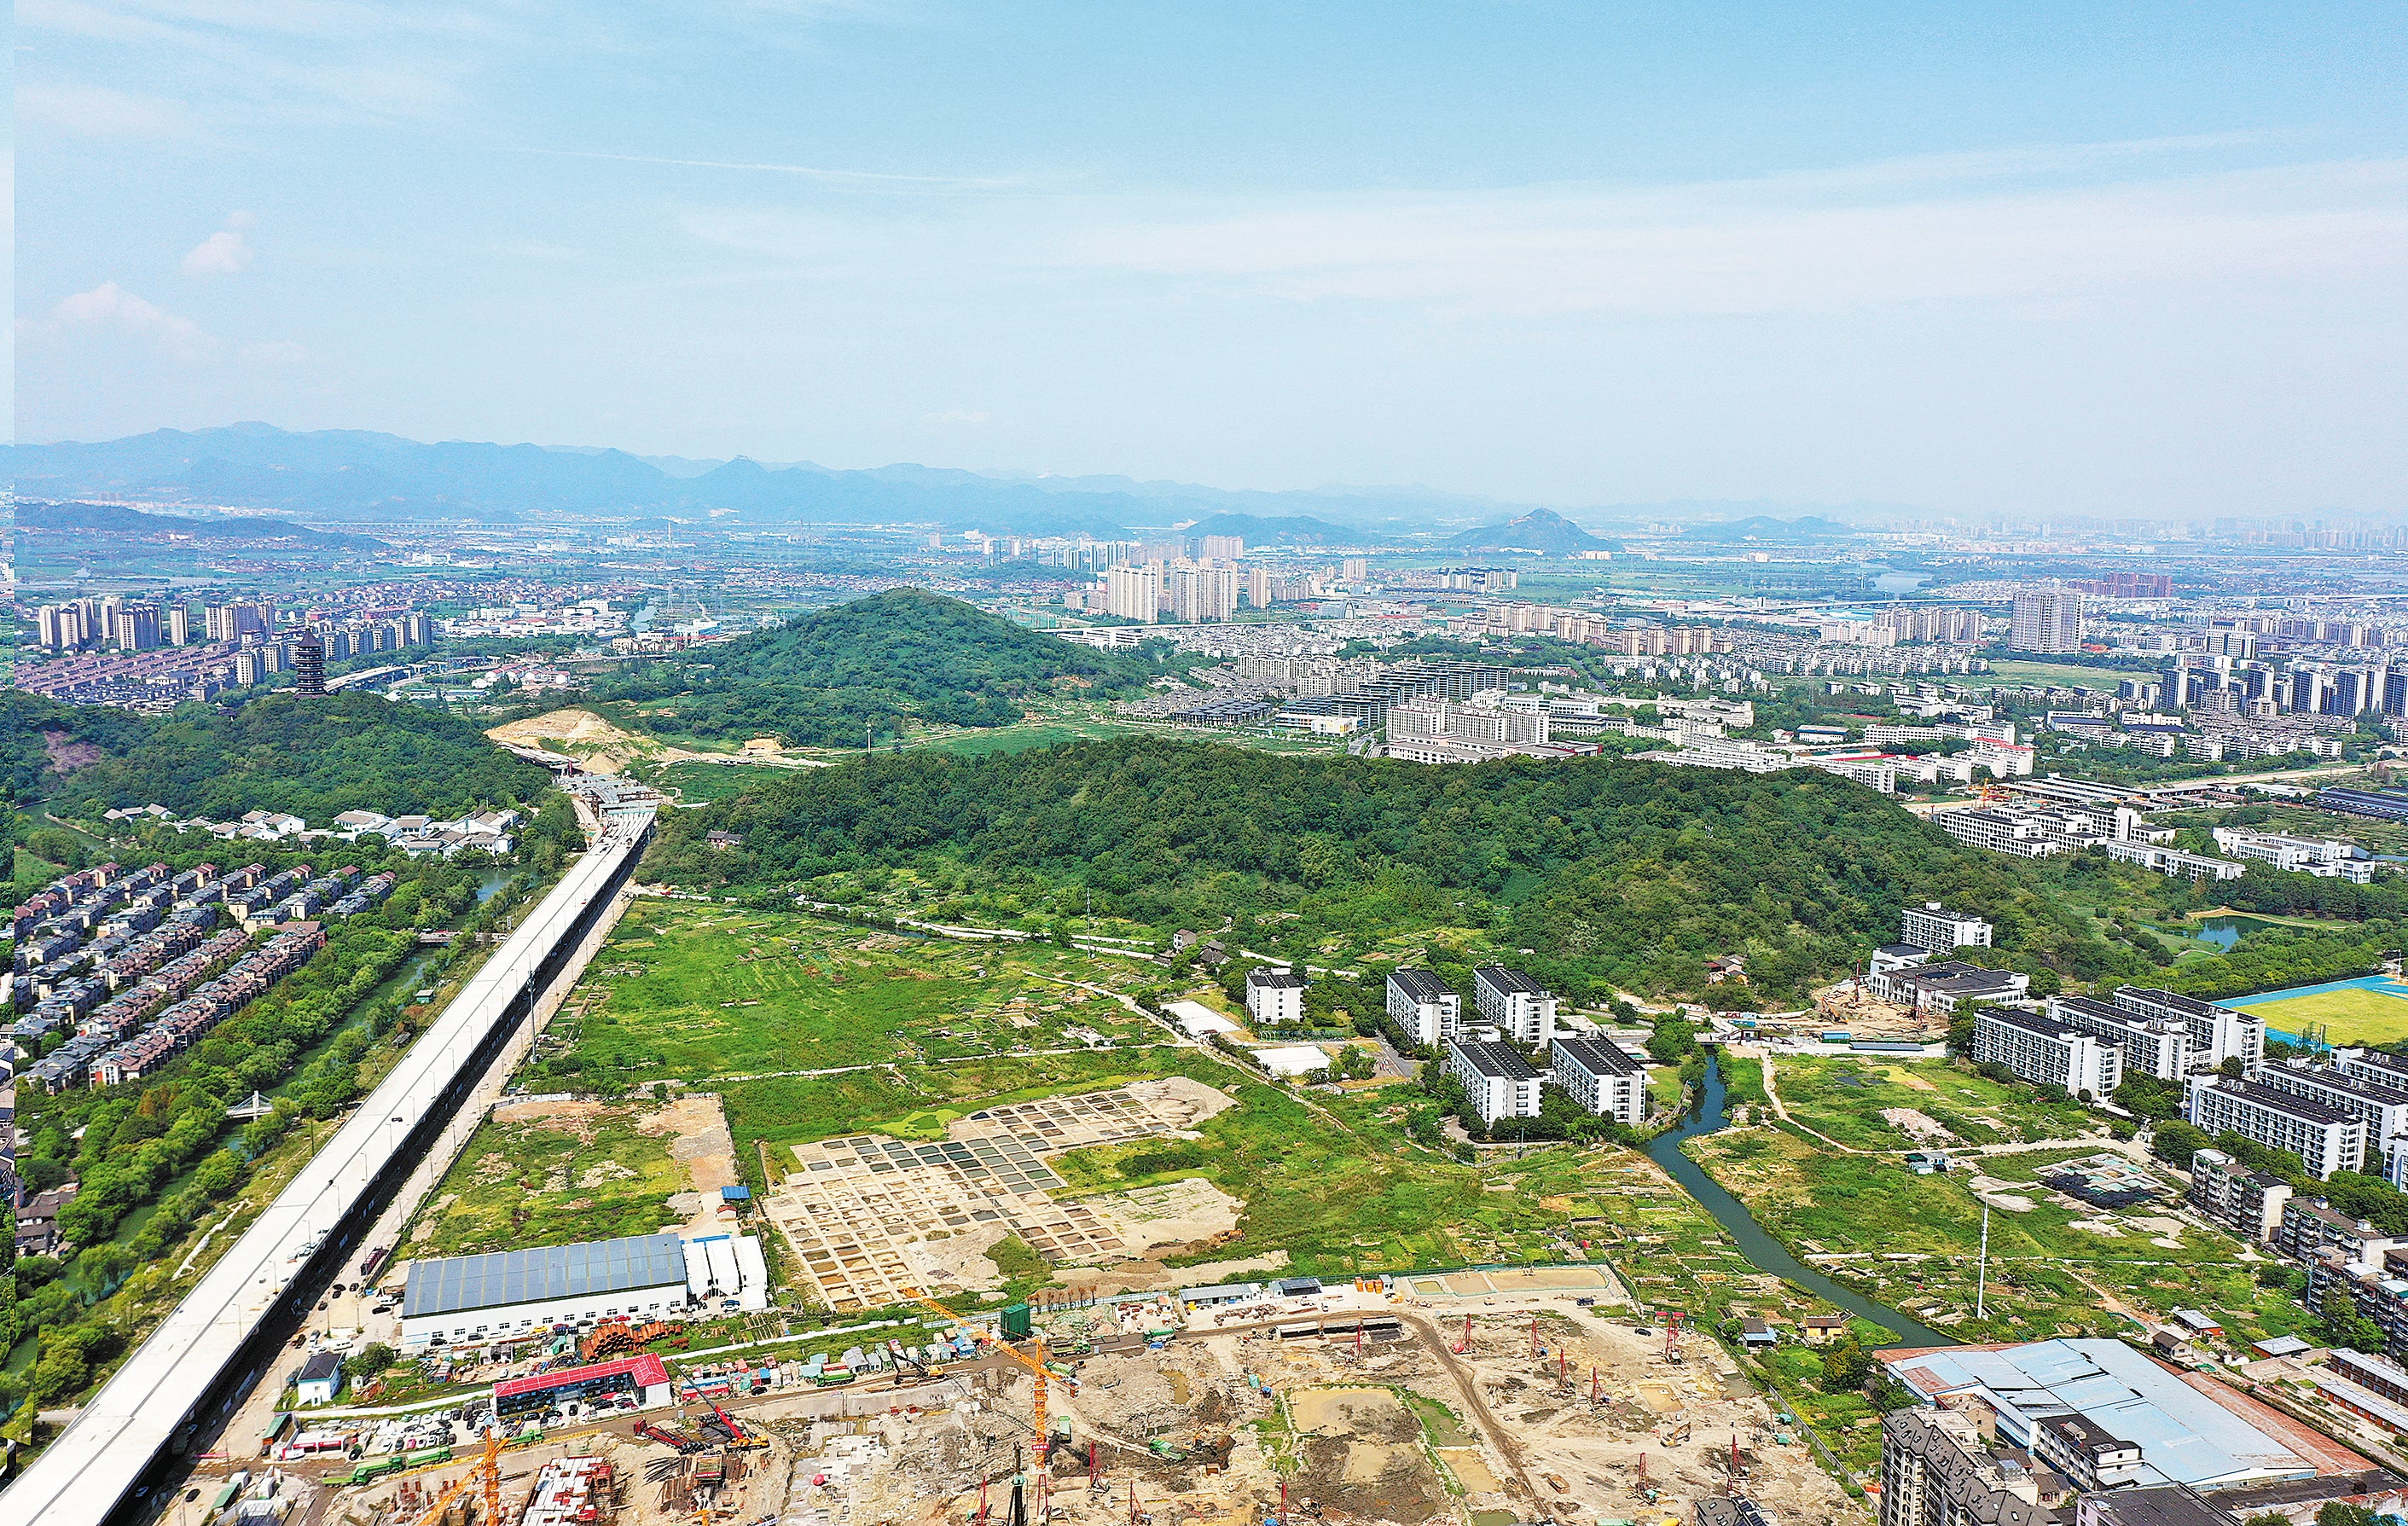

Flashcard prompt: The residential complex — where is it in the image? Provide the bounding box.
[1444,1036,1545,1127]
[1549,1036,1647,1126]
[1972,1009,2123,1099]
[1865,960,2031,1012]
[1900,902,1993,955]
[1244,966,1308,1027]
[2185,1076,2364,1181]
[2010,585,2086,654]
[1472,966,1558,1047]
[2252,1063,2408,1182]
[1384,968,1460,1047]
[2185,1148,2293,1244]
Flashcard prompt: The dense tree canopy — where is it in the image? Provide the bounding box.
[593,588,1153,746]
[33,690,553,826]
[646,737,2056,1001]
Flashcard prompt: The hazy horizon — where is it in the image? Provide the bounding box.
[17,3,2407,519]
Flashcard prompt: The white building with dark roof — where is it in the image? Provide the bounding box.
[1446,1036,1544,1126]
[1866,961,2031,1012]
[1900,902,1993,955]
[2186,1076,2364,1181]
[1472,966,1556,1047]
[1550,1036,1646,1125]
[2045,995,2195,1080]
[2253,1063,2408,1181]
[1245,966,1308,1027]
[1384,968,1460,1047]
[1974,1008,2122,1099]
[2114,987,2264,1071]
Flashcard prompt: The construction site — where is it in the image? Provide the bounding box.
[247,1283,1863,1526]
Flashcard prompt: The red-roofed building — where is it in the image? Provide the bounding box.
[494,1354,671,1419]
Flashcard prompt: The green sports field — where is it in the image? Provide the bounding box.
[2233,986,2408,1043]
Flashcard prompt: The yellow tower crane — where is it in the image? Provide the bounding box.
[409,1428,502,1526]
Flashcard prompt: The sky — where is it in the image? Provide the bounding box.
[14,2,2408,519]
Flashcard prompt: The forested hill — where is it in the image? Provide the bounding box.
[641,737,2089,1003]
[595,589,1154,746]
[9,690,555,826]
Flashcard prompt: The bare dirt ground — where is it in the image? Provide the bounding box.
[486,708,676,775]
[1087,1177,1246,1259]
[643,1093,741,1237]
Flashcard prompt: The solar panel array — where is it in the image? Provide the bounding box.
[404,1231,687,1318]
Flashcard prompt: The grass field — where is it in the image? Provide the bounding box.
[1976,660,2152,690]
[1767,1054,2099,1149]
[406,1103,688,1257]
[1689,1129,2307,1348]
[538,901,1163,1087]
[2232,985,2408,1042]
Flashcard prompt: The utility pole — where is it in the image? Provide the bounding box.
[1975,1201,1990,1320]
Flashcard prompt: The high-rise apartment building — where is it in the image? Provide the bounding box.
[2009,586,2085,653]
[167,605,192,646]
[1104,564,1162,623]
[1168,565,1239,622]
[1342,558,1370,582]
[1198,534,1244,561]
[1246,567,1272,610]
[113,604,164,652]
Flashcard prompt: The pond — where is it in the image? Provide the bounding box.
[1870,572,1929,594]
[2190,916,2284,950]
[1644,1053,1953,1349]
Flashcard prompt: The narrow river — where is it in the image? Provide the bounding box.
[1644,1052,1955,1349]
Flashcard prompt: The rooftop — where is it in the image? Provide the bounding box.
[1882,1337,2322,1488]
[1387,967,1454,1001]
[1246,968,1308,991]
[2118,986,2243,1021]
[1475,966,1548,996]
[403,1231,688,1320]
[2201,1080,2356,1129]
[1552,1036,1643,1077]
[1449,1036,1541,1082]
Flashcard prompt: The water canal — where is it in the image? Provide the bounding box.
[1643,1052,1954,1349]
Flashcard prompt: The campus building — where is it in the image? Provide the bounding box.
[1549,1036,1647,1126]
[1384,968,1460,1047]
[1900,902,1993,956]
[2186,1149,2293,1245]
[1245,966,1308,1027]
[1865,961,2031,1013]
[2185,1077,2365,1181]
[1973,1008,2123,1099]
[1878,1337,2330,1526]
[2252,1064,2408,1181]
[2045,995,2196,1081]
[2114,988,2265,1071]
[1445,1036,1544,1127]
[1472,966,1557,1047]
[400,1231,770,1350]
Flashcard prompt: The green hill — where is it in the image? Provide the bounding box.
[637,736,2126,1005]
[596,588,1152,747]
[11,690,554,827]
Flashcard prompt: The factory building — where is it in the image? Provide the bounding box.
[400,1230,769,1350]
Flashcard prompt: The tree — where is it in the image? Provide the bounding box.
[2150,1120,2208,1165]
[1821,1338,1876,1390]
[345,1343,397,1380]
[2219,1056,2244,1080]
[2319,1504,2379,1526]
[1646,1011,1698,1064]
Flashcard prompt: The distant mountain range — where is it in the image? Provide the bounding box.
[18,498,390,550]
[1448,508,1619,554]
[1680,515,1854,542]
[7,424,1912,543]
[1181,512,1397,547]
[6,425,1531,541]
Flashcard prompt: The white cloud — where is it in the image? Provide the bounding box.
[49,281,214,358]
[1058,153,2408,316]
[16,81,195,136]
[183,226,255,276]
